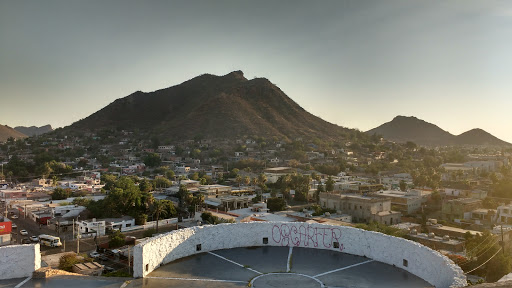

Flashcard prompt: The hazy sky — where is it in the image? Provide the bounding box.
[1,1,512,142]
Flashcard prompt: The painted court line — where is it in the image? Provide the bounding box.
[14,276,32,288]
[313,260,374,278]
[287,246,293,272]
[145,276,246,283]
[208,251,263,275]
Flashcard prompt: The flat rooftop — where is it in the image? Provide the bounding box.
[124,246,432,288]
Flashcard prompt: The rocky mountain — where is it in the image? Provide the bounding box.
[454,128,510,146]
[14,125,53,137]
[367,116,511,147]
[0,124,27,142]
[66,71,353,140]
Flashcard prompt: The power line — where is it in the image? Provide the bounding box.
[464,234,495,257]
[464,247,502,275]
[459,240,500,267]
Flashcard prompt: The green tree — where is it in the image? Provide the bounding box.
[151,200,168,233]
[178,185,191,208]
[135,213,148,225]
[325,176,335,192]
[315,183,325,203]
[229,168,240,178]
[485,252,512,282]
[267,197,286,212]
[101,174,118,190]
[235,175,242,187]
[72,197,91,207]
[243,176,251,186]
[58,254,84,272]
[154,177,171,189]
[165,170,175,180]
[138,178,153,192]
[190,149,201,159]
[143,153,162,167]
[108,230,126,248]
[51,187,71,200]
[257,173,268,191]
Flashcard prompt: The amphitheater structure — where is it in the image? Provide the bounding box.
[133,222,467,288]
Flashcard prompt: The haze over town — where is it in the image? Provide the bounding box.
[1,0,512,142]
[2,1,512,288]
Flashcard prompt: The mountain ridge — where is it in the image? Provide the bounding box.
[14,125,53,137]
[64,71,355,141]
[367,116,511,147]
[0,124,28,142]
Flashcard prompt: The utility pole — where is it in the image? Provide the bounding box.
[76,215,81,254]
[501,225,505,255]
[77,229,80,255]
[128,248,131,273]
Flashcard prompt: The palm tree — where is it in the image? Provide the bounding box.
[257,173,267,189]
[236,175,242,187]
[243,176,251,187]
[151,200,168,233]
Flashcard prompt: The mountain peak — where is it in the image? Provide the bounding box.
[223,70,246,80]
[14,125,53,137]
[0,124,27,142]
[367,116,511,147]
[393,115,420,122]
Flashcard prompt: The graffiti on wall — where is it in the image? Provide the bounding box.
[271,224,344,251]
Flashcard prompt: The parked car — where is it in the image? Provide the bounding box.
[103,266,115,274]
[11,215,18,219]
[30,236,39,242]
[20,230,28,236]
[11,223,17,229]
[21,238,31,244]
[89,251,101,258]
[99,255,110,261]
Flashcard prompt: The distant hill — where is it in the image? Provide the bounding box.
[367,116,511,147]
[454,128,510,146]
[0,124,27,142]
[65,71,354,141]
[14,125,53,137]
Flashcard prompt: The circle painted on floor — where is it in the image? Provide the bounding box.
[251,273,324,288]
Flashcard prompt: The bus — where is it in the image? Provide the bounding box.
[38,234,62,247]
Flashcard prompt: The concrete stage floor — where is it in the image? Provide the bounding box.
[126,246,433,288]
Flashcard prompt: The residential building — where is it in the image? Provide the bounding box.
[319,192,401,225]
[199,184,232,198]
[408,232,464,253]
[78,216,135,237]
[497,203,512,224]
[374,190,423,214]
[264,167,296,183]
[426,224,482,239]
[442,198,482,221]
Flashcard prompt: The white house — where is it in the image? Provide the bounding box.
[78,216,135,237]
[52,205,86,218]
[497,204,512,224]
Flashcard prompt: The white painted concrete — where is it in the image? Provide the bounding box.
[133,222,467,288]
[0,244,41,280]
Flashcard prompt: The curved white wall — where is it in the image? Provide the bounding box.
[133,222,466,288]
[0,244,41,279]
